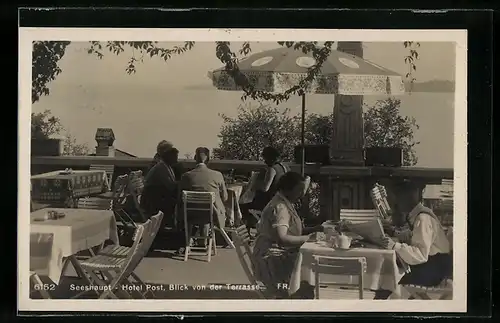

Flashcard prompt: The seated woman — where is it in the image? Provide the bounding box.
[141,147,180,227]
[380,180,452,299]
[252,171,323,299]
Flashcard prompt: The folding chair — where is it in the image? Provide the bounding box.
[370,183,391,219]
[311,256,368,299]
[402,279,453,300]
[30,232,54,299]
[340,209,378,224]
[182,191,217,262]
[232,225,269,299]
[90,164,115,191]
[79,211,164,299]
[127,170,148,222]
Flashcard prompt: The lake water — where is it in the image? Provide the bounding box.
[32,83,455,169]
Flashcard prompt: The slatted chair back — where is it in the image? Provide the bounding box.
[182,191,216,262]
[102,221,148,296]
[340,209,378,224]
[90,164,115,191]
[370,183,391,219]
[311,256,367,299]
[232,224,267,299]
[127,170,147,222]
[248,209,262,222]
[137,211,164,257]
[109,174,137,229]
[77,197,113,210]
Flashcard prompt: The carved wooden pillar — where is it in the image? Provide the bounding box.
[330,42,365,166]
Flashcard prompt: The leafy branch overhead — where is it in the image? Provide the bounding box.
[32,41,420,104]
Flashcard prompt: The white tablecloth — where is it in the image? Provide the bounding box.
[30,208,119,284]
[289,241,406,298]
[226,184,244,225]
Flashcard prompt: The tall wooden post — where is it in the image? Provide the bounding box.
[330,42,365,166]
[321,42,367,221]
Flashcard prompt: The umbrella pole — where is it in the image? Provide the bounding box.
[301,93,306,176]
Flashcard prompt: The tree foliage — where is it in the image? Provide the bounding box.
[31,41,419,104]
[31,110,89,156]
[32,41,71,104]
[31,109,63,139]
[62,132,90,156]
[212,103,301,161]
[363,97,420,166]
[214,99,419,166]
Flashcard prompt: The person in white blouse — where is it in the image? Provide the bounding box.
[381,180,452,292]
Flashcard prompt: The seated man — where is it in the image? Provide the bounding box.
[379,180,452,299]
[179,147,228,247]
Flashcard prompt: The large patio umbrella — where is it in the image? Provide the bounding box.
[208,47,406,175]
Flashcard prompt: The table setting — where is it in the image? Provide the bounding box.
[289,219,407,298]
[31,169,108,207]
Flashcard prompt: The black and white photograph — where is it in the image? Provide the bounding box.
[19,28,467,312]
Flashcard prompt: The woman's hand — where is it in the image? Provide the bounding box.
[380,235,396,250]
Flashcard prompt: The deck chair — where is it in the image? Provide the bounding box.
[126,170,148,223]
[182,191,217,262]
[402,279,453,300]
[340,209,378,224]
[370,183,391,219]
[232,225,269,299]
[77,197,113,210]
[90,164,115,191]
[311,256,368,299]
[29,232,54,299]
[79,211,164,299]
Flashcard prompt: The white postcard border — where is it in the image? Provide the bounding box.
[18,28,467,313]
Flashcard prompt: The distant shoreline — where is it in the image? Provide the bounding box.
[185,80,456,93]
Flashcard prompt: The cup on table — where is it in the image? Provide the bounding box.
[330,234,352,249]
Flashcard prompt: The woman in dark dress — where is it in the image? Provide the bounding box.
[240,147,289,235]
[141,147,180,227]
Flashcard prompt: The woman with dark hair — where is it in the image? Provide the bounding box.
[148,140,174,173]
[252,171,324,298]
[141,146,180,225]
[252,146,289,210]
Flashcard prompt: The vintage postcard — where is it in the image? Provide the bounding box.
[19,28,467,313]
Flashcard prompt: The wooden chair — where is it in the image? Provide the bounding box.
[232,225,269,299]
[29,232,54,299]
[311,256,367,299]
[370,183,391,219]
[182,191,217,262]
[77,197,113,210]
[402,279,453,300]
[90,164,115,191]
[127,170,148,222]
[340,209,378,224]
[79,211,164,299]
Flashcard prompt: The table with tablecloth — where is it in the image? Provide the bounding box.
[289,241,406,299]
[31,170,108,206]
[30,208,119,285]
[226,183,245,225]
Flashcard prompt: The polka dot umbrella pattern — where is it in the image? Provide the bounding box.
[208,47,406,96]
[207,46,406,175]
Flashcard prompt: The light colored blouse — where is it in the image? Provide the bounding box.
[255,192,303,247]
[394,203,451,266]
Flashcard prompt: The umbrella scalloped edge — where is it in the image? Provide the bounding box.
[209,70,406,96]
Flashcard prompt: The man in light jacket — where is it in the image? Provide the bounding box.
[179,147,228,246]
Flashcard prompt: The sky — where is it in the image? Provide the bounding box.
[32,41,456,168]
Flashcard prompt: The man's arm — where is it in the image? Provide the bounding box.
[218,172,228,202]
[393,214,435,265]
[260,167,277,192]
